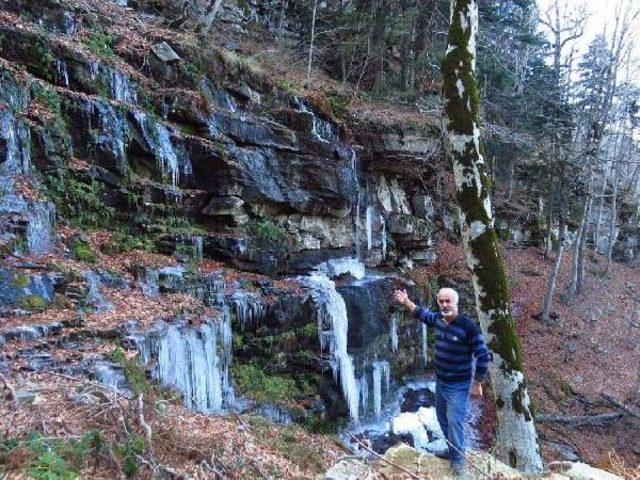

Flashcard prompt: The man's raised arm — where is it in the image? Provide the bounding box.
[393,289,438,327]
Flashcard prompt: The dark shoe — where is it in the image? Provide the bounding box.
[434,448,451,459]
[450,458,465,475]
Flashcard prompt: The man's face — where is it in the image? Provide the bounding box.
[438,292,458,318]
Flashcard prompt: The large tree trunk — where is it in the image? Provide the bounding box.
[442,0,542,473]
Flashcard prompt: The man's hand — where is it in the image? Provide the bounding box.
[471,381,483,398]
[393,289,409,305]
[393,289,416,312]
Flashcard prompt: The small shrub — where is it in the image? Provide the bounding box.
[69,238,96,263]
[116,434,145,478]
[297,322,318,340]
[110,348,151,397]
[327,94,348,118]
[0,431,104,479]
[29,38,55,79]
[102,232,156,254]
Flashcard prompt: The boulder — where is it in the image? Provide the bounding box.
[322,458,373,480]
[549,461,624,480]
[381,443,520,479]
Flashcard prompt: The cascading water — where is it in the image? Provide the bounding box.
[110,70,137,105]
[85,99,129,170]
[133,110,191,187]
[0,109,31,175]
[293,97,338,143]
[27,202,54,254]
[306,273,360,421]
[84,270,113,313]
[55,59,69,88]
[132,314,234,412]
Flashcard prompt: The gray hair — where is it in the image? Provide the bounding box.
[437,287,459,305]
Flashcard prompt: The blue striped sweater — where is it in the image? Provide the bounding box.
[413,307,490,384]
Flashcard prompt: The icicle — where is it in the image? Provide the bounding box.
[134,110,191,187]
[161,99,170,120]
[306,273,360,421]
[55,60,69,88]
[195,236,203,261]
[371,360,391,418]
[381,214,387,260]
[350,149,361,260]
[0,109,31,175]
[366,205,373,251]
[359,373,369,414]
[314,257,365,280]
[88,100,128,170]
[89,61,100,80]
[135,316,233,413]
[110,70,137,105]
[63,12,76,36]
[232,291,267,327]
[139,268,159,297]
[390,314,398,353]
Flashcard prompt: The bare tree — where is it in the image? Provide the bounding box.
[567,0,640,297]
[542,210,566,322]
[306,0,319,87]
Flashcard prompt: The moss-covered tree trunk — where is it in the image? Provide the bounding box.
[441,0,543,473]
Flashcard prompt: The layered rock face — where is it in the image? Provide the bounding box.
[0,0,452,275]
[0,0,450,436]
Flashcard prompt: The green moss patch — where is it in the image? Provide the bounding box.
[69,238,96,263]
[11,273,30,289]
[17,294,48,312]
[231,363,297,404]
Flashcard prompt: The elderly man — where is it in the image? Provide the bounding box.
[394,287,490,475]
